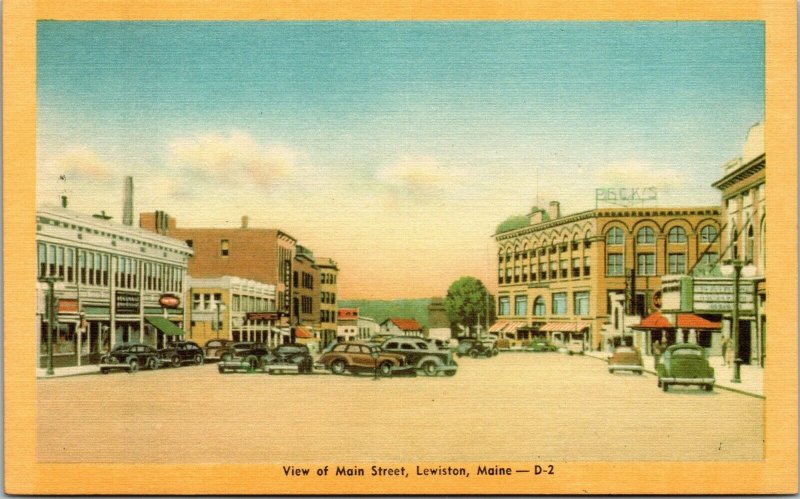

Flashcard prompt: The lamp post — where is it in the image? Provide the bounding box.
[371,347,380,381]
[39,276,63,375]
[721,260,743,383]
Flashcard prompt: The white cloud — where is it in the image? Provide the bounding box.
[167,131,299,188]
[376,155,466,192]
[47,146,115,182]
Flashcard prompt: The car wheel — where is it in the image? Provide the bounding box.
[128,359,139,373]
[147,357,159,370]
[218,364,225,374]
[705,384,713,392]
[468,350,478,359]
[421,360,438,376]
[608,368,614,374]
[171,355,182,368]
[100,368,109,374]
[245,355,260,370]
[379,361,393,377]
[492,348,499,357]
[331,359,347,375]
[662,382,669,392]
[444,369,457,377]
[657,379,661,387]
[193,354,204,365]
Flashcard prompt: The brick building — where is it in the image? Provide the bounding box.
[292,245,320,331]
[316,257,339,349]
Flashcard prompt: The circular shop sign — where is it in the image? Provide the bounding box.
[159,294,180,309]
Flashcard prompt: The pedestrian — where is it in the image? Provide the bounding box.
[652,338,663,369]
[721,336,729,367]
[725,337,735,367]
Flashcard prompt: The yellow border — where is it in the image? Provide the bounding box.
[4,0,797,494]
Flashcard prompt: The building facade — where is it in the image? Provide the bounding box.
[316,257,339,348]
[494,201,722,351]
[187,276,284,347]
[427,297,452,342]
[337,308,359,342]
[292,245,321,333]
[380,318,424,337]
[37,205,192,368]
[357,316,380,340]
[140,212,296,317]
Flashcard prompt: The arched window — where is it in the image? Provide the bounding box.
[533,296,546,316]
[700,225,718,243]
[667,226,687,243]
[606,227,624,245]
[637,227,655,244]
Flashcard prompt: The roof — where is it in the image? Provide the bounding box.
[338,308,359,320]
[633,312,721,330]
[633,312,673,329]
[384,318,423,331]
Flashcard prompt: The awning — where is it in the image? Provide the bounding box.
[145,316,186,336]
[82,306,110,316]
[676,314,721,330]
[631,312,672,330]
[489,321,509,333]
[294,326,313,339]
[539,322,591,332]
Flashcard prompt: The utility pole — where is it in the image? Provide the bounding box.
[39,276,63,375]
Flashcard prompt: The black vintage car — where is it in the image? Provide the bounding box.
[261,344,314,373]
[99,343,160,373]
[380,336,458,376]
[455,338,499,358]
[160,341,205,367]
[218,342,270,368]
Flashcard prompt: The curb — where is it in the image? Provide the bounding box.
[585,353,764,399]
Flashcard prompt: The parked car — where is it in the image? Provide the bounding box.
[203,338,236,361]
[656,343,715,392]
[526,339,557,352]
[99,343,160,373]
[567,339,585,355]
[455,338,499,358]
[317,342,410,376]
[217,342,270,368]
[379,337,457,376]
[607,345,643,374]
[160,341,204,367]
[262,343,315,374]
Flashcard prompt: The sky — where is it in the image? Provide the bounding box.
[36,21,764,300]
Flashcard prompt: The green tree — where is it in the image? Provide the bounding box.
[444,276,495,335]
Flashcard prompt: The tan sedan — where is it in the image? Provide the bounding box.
[317,342,408,376]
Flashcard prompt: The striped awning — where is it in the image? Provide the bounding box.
[489,321,525,334]
[539,322,591,332]
[294,326,313,339]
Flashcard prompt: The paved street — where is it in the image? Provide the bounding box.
[37,353,763,463]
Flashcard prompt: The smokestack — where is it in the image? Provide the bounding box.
[61,195,68,208]
[548,201,560,220]
[122,176,134,226]
[241,215,249,229]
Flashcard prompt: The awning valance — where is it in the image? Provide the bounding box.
[489,320,509,333]
[632,312,721,330]
[145,316,186,336]
[539,322,591,332]
[294,326,313,339]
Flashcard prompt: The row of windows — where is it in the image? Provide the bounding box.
[499,239,591,262]
[499,291,591,317]
[499,257,590,284]
[605,252,718,276]
[293,271,315,290]
[321,272,337,284]
[606,226,718,246]
[321,309,336,323]
[320,291,337,304]
[301,296,313,314]
[37,242,184,292]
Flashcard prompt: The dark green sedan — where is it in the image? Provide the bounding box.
[656,343,715,392]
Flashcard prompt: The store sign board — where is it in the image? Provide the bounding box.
[692,279,755,313]
[595,186,657,207]
[159,294,180,309]
[283,259,292,313]
[115,291,140,314]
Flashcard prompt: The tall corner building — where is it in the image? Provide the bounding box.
[493,200,722,351]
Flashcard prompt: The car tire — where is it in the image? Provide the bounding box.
[492,348,499,357]
[218,365,225,374]
[421,360,438,376]
[171,355,181,368]
[245,355,260,370]
[468,350,478,359]
[379,361,393,377]
[147,357,159,370]
[444,369,457,377]
[128,359,139,373]
[657,379,661,387]
[662,382,669,392]
[331,359,347,375]
[608,368,614,374]
[705,385,713,392]
[100,368,109,374]
[193,354,204,366]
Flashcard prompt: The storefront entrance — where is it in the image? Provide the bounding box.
[738,320,752,364]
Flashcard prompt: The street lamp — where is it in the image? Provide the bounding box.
[39,276,63,375]
[371,347,380,381]
[720,260,756,383]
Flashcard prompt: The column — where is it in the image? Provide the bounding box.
[688,328,697,344]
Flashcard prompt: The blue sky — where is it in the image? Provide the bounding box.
[36,21,764,299]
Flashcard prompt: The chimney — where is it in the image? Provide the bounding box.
[122,176,134,226]
[61,195,68,208]
[241,215,249,229]
[548,201,561,220]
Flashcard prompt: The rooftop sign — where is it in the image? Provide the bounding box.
[595,187,657,208]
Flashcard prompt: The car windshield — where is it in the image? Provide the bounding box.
[673,348,703,357]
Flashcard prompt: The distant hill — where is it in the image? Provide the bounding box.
[338,298,432,328]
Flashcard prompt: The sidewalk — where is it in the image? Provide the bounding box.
[585,351,764,398]
[37,365,100,379]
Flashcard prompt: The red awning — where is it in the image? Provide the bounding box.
[539,322,591,332]
[676,314,721,330]
[489,320,508,333]
[294,326,313,339]
[632,312,673,330]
